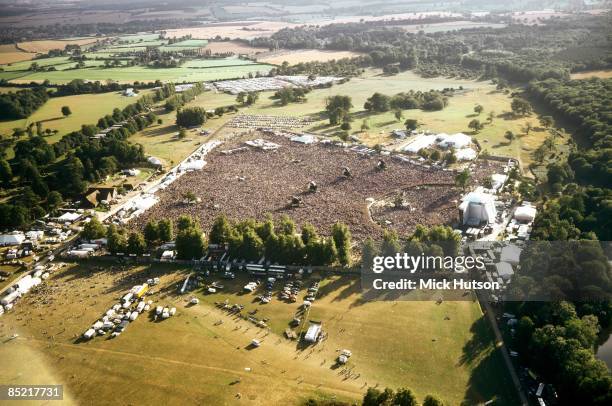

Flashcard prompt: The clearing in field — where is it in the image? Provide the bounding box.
[0,263,517,405]
[131,131,501,241]
[257,49,365,65]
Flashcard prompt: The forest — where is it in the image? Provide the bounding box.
[0,88,49,119]
[250,14,611,82]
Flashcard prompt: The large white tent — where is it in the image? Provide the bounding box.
[459,191,497,226]
[514,204,537,223]
[0,232,25,246]
[436,133,472,149]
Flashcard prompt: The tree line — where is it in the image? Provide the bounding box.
[83,214,354,267]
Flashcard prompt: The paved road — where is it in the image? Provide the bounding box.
[479,293,529,406]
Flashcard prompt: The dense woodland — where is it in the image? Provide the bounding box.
[511,78,611,404]
[250,14,611,82]
[0,88,49,119]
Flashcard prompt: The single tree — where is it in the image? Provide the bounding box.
[404,119,418,131]
[468,119,483,133]
[454,169,471,190]
[540,115,554,129]
[394,109,403,122]
[82,216,106,240]
[474,104,484,115]
[61,106,72,117]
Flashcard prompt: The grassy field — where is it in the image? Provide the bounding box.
[203,41,268,55]
[181,57,263,68]
[129,102,236,166]
[165,22,299,40]
[10,62,274,84]
[0,91,151,143]
[16,38,101,53]
[0,263,517,405]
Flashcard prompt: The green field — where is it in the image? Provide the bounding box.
[0,90,151,144]
[164,39,209,48]
[9,62,273,84]
[116,33,164,43]
[129,102,235,166]
[0,264,517,405]
[182,57,260,68]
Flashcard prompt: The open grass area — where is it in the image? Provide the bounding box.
[129,102,235,166]
[10,62,274,84]
[0,263,517,405]
[182,57,262,68]
[0,91,151,143]
[16,38,101,53]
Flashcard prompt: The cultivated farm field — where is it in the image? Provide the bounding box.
[16,38,102,53]
[257,49,364,65]
[7,61,274,84]
[0,44,34,65]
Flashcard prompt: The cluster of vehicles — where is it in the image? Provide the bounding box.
[279,280,302,302]
[304,281,319,305]
[82,279,159,340]
[154,305,177,320]
[257,277,277,304]
[83,299,153,340]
